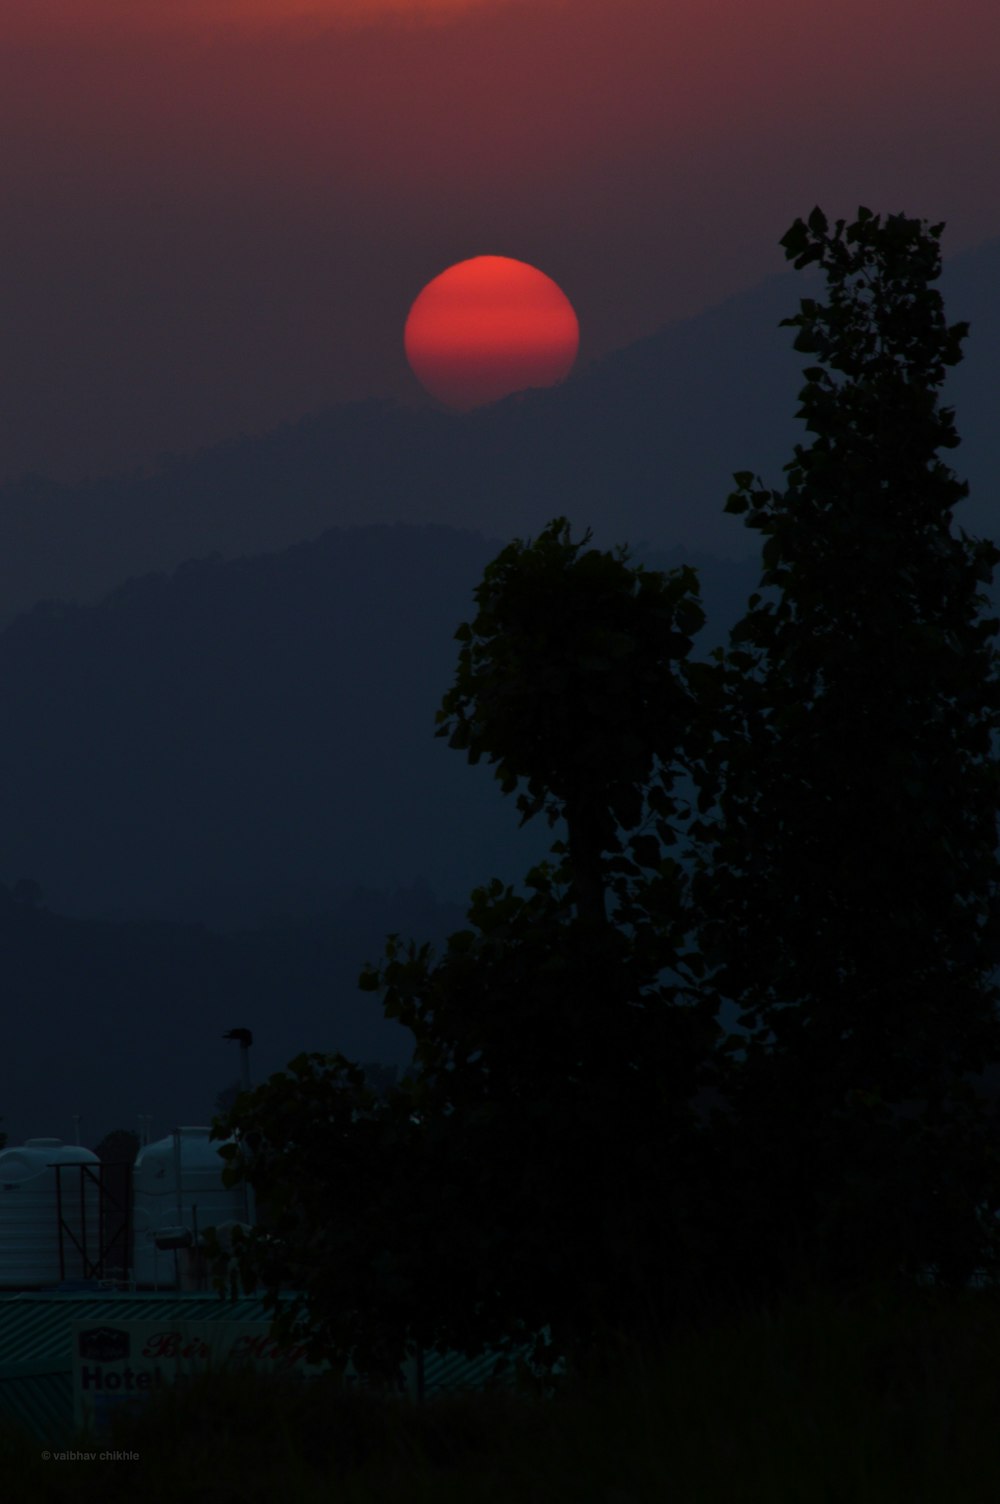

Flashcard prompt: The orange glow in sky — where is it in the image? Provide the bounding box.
[2,0,505,41]
[1,0,997,482]
[404,257,580,410]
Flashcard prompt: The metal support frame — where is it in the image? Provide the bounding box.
[53,1160,133,1282]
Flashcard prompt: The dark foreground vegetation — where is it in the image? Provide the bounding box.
[5,1280,1000,1503]
[208,205,1000,1402]
[8,205,996,1501]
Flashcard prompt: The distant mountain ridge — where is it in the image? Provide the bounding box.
[0,230,994,925]
[0,519,758,1145]
[0,876,466,1149]
[2,511,997,1147]
[1,234,995,624]
[2,231,997,1157]
[0,217,996,1143]
[0,522,761,928]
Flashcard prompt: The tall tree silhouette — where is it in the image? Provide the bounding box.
[436,517,707,932]
[212,211,1000,1384]
[212,521,716,1383]
[695,206,1000,1293]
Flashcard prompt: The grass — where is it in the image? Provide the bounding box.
[5,1277,1000,1502]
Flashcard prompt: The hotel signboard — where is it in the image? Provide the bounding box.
[72,1319,332,1434]
[71,1317,421,1431]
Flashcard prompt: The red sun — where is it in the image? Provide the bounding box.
[404,255,580,411]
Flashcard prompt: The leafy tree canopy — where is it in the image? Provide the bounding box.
[214,519,718,1382]
[693,206,1000,1293]
[213,207,1000,1379]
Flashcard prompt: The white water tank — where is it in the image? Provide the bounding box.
[0,1139,102,1287]
[132,1127,250,1287]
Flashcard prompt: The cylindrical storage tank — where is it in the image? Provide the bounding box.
[0,1139,102,1288]
[132,1127,250,1288]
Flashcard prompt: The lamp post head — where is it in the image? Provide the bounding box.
[222,1029,253,1047]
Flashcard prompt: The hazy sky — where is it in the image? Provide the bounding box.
[2,0,998,483]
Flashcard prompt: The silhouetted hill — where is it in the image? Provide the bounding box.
[0,236,995,622]
[2,518,997,1143]
[0,515,754,1148]
[1,239,995,1144]
[0,523,758,927]
[0,878,466,1148]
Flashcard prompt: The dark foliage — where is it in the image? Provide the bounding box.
[213,208,1000,1382]
[693,205,1000,1298]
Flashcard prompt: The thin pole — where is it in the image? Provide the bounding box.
[173,1128,183,1225]
[55,1166,66,1282]
[79,1164,87,1281]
